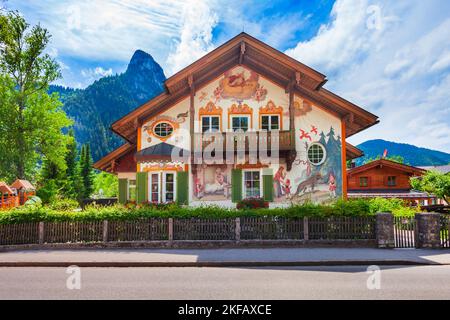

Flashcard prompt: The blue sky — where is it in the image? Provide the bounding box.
[4,0,450,153]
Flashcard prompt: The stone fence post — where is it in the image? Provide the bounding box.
[415,212,441,249]
[376,212,395,248]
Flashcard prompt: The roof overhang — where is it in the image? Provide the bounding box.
[345,143,364,160]
[347,159,426,176]
[93,143,135,172]
[110,32,378,145]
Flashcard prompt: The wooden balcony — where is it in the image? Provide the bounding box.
[193,130,294,152]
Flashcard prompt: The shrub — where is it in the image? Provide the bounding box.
[24,196,42,207]
[367,197,416,217]
[236,197,269,210]
[48,198,79,211]
[36,180,58,204]
[0,197,419,224]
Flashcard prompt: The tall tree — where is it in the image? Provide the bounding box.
[0,11,72,180]
[80,144,94,199]
[62,129,80,198]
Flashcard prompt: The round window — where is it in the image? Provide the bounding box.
[153,122,174,138]
[307,143,326,165]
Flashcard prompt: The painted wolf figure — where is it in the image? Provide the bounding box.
[295,172,322,195]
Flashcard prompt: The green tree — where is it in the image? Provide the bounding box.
[363,155,405,165]
[411,171,450,204]
[61,129,80,198]
[93,172,118,197]
[0,11,72,180]
[80,144,94,199]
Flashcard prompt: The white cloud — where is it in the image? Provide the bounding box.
[10,0,186,66]
[285,0,450,153]
[81,66,113,81]
[165,0,218,75]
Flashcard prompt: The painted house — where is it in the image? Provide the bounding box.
[347,159,438,205]
[94,33,378,206]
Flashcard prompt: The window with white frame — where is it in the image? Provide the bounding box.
[244,171,261,198]
[307,143,326,165]
[201,116,220,133]
[261,115,280,130]
[231,115,250,132]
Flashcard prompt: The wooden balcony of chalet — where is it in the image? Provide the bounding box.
[193,130,294,153]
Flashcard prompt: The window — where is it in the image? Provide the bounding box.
[244,171,260,198]
[307,143,326,165]
[359,177,369,187]
[202,116,220,133]
[231,116,249,132]
[261,115,280,130]
[128,180,136,201]
[164,173,175,202]
[150,173,159,202]
[387,176,396,186]
[154,122,173,138]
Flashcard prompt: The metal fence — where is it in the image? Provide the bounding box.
[0,216,377,246]
[394,216,416,248]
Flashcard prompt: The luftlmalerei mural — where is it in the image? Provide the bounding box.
[139,65,343,204]
[193,165,232,201]
[273,97,343,204]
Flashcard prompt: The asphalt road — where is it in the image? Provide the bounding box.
[0,265,449,299]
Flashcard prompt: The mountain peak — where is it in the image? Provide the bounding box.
[356,139,450,166]
[127,50,163,75]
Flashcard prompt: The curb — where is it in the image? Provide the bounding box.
[0,260,442,267]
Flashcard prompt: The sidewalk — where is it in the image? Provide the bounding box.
[0,248,449,267]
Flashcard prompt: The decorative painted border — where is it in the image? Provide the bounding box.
[259,100,283,130]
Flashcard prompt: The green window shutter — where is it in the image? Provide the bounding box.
[118,179,128,204]
[136,172,148,203]
[263,174,274,202]
[176,171,189,205]
[231,169,243,203]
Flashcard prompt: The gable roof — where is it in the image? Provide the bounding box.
[347,159,426,176]
[0,182,14,194]
[10,179,35,191]
[111,32,378,144]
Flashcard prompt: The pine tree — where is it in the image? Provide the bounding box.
[62,129,79,199]
[80,143,94,199]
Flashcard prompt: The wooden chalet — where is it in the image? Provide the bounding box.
[347,159,437,205]
[10,179,36,205]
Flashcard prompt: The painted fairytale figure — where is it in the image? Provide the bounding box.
[274,166,287,198]
[328,173,336,198]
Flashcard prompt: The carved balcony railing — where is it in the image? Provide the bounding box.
[193,130,294,152]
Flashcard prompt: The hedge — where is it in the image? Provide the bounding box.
[0,198,417,224]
